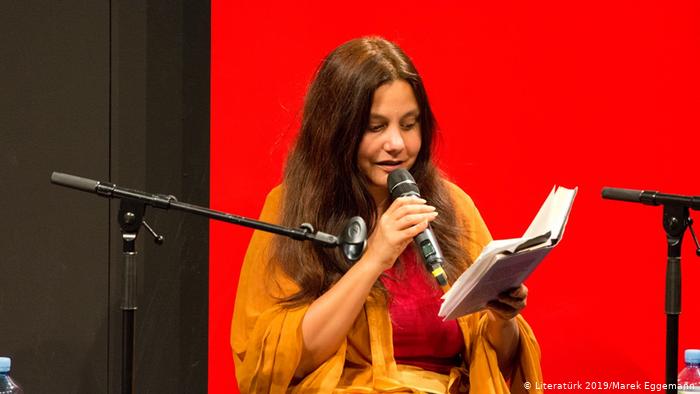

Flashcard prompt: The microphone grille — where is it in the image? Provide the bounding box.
[388,169,420,199]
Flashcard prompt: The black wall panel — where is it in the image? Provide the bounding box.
[0,2,110,392]
[109,1,209,392]
[0,1,209,393]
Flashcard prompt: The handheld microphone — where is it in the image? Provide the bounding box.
[388,169,450,291]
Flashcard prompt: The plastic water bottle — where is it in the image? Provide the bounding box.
[679,349,700,393]
[0,357,23,394]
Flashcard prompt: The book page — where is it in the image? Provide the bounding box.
[522,186,578,242]
[439,185,577,320]
[548,187,577,242]
[522,186,557,239]
[440,247,552,319]
[441,237,525,303]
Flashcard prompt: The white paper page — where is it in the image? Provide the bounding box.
[547,187,578,241]
[440,252,499,316]
[522,186,557,239]
[440,185,577,319]
[440,247,552,319]
[481,237,528,255]
[441,238,523,301]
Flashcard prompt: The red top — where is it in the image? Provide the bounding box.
[380,248,464,375]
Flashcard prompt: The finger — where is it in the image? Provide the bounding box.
[499,287,527,302]
[403,219,431,239]
[510,285,528,299]
[386,197,427,219]
[392,204,436,220]
[497,297,526,312]
[498,294,527,309]
[487,300,518,319]
[499,288,526,302]
[396,211,438,230]
[386,196,426,215]
[496,292,527,312]
[498,285,526,300]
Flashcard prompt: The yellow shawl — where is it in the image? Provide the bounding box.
[231,182,543,393]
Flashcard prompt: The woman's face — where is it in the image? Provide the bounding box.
[357,80,422,203]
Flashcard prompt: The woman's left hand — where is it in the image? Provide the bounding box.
[487,284,528,321]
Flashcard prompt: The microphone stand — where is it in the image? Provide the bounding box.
[602,187,700,394]
[50,172,368,394]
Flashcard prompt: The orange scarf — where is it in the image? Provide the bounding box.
[231,182,543,393]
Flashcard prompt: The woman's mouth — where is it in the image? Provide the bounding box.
[375,160,404,172]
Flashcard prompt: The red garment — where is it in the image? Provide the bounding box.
[380,248,464,375]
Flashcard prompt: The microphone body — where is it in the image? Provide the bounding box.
[602,187,700,210]
[388,169,449,290]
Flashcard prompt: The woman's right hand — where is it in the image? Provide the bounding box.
[363,196,438,272]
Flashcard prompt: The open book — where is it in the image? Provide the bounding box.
[438,185,578,320]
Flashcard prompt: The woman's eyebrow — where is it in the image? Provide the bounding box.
[369,114,388,121]
[401,110,420,119]
[369,110,420,121]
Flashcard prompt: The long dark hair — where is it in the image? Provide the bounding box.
[273,37,470,305]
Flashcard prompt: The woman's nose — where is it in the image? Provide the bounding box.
[382,125,405,153]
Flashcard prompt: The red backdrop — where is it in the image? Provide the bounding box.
[211,1,700,392]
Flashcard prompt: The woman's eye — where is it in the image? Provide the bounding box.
[401,123,417,130]
[368,124,385,132]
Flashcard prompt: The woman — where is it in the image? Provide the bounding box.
[231,37,542,393]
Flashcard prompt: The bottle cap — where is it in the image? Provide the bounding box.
[0,357,10,373]
[685,349,700,364]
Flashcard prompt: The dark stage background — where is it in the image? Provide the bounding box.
[0,1,209,393]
